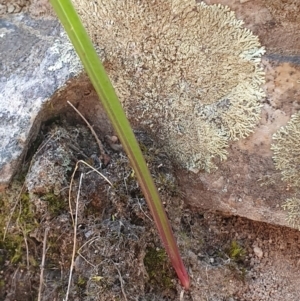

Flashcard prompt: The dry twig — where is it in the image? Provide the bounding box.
[113,262,128,301]
[77,237,99,268]
[180,289,185,301]
[21,228,30,269]
[68,160,112,226]
[65,172,84,301]
[38,227,49,301]
[67,101,106,157]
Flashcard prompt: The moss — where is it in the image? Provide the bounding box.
[144,247,175,289]
[224,241,247,282]
[0,279,5,288]
[0,183,40,265]
[73,0,265,172]
[77,275,87,287]
[226,240,246,263]
[41,192,66,216]
[0,236,23,264]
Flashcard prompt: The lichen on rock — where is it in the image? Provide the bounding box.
[73,0,266,172]
[271,112,300,229]
[271,111,300,188]
[282,197,300,230]
[25,127,75,197]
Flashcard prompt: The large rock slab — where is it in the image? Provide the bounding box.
[0,13,81,188]
[1,0,300,231]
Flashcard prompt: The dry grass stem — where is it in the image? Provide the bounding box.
[67,101,106,157]
[68,159,112,227]
[79,160,113,186]
[77,252,97,269]
[22,228,30,269]
[77,237,99,268]
[38,227,49,301]
[4,133,55,241]
[65,172,83,301]
[113,262,128,301]
[180,289,185,301]
[68,162,79,227]
[137,199,153,222]
[3,183,25,241]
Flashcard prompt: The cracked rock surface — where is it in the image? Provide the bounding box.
[0,13,81,187]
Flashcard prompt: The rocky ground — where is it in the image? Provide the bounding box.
[1,0,300,300]
[1,117,300,301]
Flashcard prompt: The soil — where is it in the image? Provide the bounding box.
[1,117,300,301]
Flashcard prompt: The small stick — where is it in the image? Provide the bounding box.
[77,237,98,268]
[113,263,128,301]
[137,199,152,222]
[3,183,26,241]
[38,227,49,301]
[68,160,112,226]
[22,228,30,269]
[78,160,112,186]
[65,172,84,301]
[67,101,106,157]
[180,289,185,301]
[68,162,79,227]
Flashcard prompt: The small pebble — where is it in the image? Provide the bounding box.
[253,246,263,259]
[7,4,15,13]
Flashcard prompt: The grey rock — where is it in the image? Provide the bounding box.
[0,13,82,188]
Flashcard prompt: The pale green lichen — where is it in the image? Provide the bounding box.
[271,112,300,188]
[271,112,300,229]
[168,117,228,173]
[73,0,265,172]
[282,197,300,230]
[257,175,276,187]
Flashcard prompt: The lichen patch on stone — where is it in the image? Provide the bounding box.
[271,111,300,188]
[271,111,300,229]
[73,0,266,172]
[282,197,300,230]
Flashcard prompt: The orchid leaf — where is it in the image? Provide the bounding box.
[50,0,190,289]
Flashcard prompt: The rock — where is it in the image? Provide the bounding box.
[204,0,300,55]
[0,4,7,15]
[7,4,15,14]
[253,247,264,259]
[0,12,82,188]
[179,58,300,228]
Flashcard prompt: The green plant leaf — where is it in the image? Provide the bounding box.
[50,0,189,289]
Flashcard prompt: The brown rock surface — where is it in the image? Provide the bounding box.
[179,57,300,227]
[203,0,300,55]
